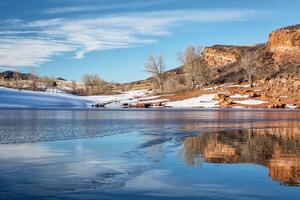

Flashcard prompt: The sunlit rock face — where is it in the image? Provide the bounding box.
[183,127,300,186]
[203,45,249,67]
[268,24,300,63]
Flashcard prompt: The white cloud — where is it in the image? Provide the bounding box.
[0,38,75,67]
[0,9,267,68]
[45,0,174,14]
[46,6,98,14]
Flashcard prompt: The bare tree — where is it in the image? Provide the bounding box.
[29,68,38,91]
[178,45,211,89]
[71,80,77,91]
[82,74,104,87]
[42,76,57,91]
[240,51,257,87]
[12,71,22,90]
[163,75,187,93]
[82,74,106,95]
[144,54,166,92]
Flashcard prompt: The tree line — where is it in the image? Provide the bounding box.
[144,45,212,93]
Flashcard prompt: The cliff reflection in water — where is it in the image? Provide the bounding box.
[183,127,300,186]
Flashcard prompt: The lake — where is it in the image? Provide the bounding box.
[0,109,300,200]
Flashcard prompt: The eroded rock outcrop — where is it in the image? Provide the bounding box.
[202,24,300,68]
[268,24,300,63]
[204,45,250,67]
[260,76,300,107]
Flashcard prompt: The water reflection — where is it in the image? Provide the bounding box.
[0,109,300,199]
[183,127,300,186]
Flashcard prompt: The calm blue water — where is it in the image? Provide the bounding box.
[0,109,300,200]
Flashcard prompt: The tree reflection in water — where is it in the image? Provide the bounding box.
[183,127,300,186]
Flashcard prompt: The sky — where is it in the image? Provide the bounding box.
[0,0,299,83]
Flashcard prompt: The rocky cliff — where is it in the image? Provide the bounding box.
[268,24,300,63]
[203,24,300,68]
[203,45,249,67]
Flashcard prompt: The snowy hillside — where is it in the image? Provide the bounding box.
[0,87,151,109]
[0,87,92,108]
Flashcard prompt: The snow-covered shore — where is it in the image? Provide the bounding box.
[165,94,218,108]
[0,87,151,109]
[0,87,92,108]
[0,87,218,109]
[1,83,298,109]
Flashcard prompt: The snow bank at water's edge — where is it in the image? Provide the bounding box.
[165,94,219,108]
[0,87,92,108]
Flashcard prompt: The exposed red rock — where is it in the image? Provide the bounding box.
[268,24,300,63]
[203,45,250,67]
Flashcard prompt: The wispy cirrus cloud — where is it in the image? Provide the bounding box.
[0,9,268,68]
[45,0,172,14]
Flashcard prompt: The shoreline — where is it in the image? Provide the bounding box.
[0,85,299,110]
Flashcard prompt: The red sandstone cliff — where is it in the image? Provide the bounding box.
[268,24,300,63]
[203,45,250,67]
[203,24,300,68]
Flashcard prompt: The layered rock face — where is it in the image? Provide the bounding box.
[203,24,300,68]
[203,45,249,67]
[268,24,300,63]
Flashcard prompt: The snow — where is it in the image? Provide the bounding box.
[0,87,158,109]
[137,95,169,104]
[234,99,268,105]
[83,90,148,108]
[83,90,172,108]
[280,96,289,99]
[165,94,219,108]
[202,87,214,91]
[202,83,255,91]
[224,84,255,88]
[45,87,66,93]
[0,87,92,108]
[285,104,297,109]
[139,99,169,105]
[138,95,161,101]
[230,94,249,98]
[232,106,247,109]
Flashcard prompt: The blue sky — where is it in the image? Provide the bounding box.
[0,0,299,83]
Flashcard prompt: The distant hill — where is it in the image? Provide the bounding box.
[0,71,69,81]
[0,71,38,81]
